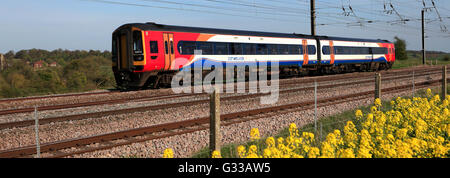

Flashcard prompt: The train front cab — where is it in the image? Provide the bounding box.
[112,26,152,89]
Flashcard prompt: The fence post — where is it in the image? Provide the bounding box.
[412,71,415,98]
[34,106,40,158]
[442,66,447,100]
[375,73,381,100]
[319,122,322,142]
[209,87,221,157]
[314,80,317,132]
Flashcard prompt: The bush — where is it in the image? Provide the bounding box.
[443,55,450,61]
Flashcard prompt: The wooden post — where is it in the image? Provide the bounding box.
[375,73,381,100]
[412,71,415,98]
[442,66,447,100]
[209,87,221,157]
[314,80,317,132]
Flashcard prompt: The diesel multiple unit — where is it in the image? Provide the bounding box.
[112,22,395,89]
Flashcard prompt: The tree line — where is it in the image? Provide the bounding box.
[0,49,115,98]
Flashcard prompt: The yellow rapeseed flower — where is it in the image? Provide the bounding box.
[212,150,222,158]
[237,145,246,158]
[426,88,432,98]
[374,98,382,108]
[289,123,299,137]
[250,128,260,141]
[166,95,448,158]
[355,109,363,120]
[163,148,174,158]
[266,137,275,148]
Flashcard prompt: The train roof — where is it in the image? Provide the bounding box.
[119,22,391,43]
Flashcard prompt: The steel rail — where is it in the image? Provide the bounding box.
[0,78,442,158]
[0,66,442,116]
[0,69,446,130]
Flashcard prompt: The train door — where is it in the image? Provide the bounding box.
[302,39,309,65]
[163,33,175,70]
[329,41,335,65]
[119,33,129,70]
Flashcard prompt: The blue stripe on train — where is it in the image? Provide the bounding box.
[181,57,387,70]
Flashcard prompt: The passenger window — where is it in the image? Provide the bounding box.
[197,42,213,55]
[164,41,168,54]
[170,41,174,54]
[178,41,196,55]
[256,44,268,55]
[230,43,243,55]
[322,46,330,55]
[308,45,316,55]
[150,41,158,53]
[361,47,370,54]
[288,45,301,54]
[112,37,118,62]
[278,45,289,55]
[214,43,229,55]
[267,44,278,55]
[243,43,256,55]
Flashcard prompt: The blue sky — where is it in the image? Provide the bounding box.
[1,0,449,53]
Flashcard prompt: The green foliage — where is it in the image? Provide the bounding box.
[394,36,408,60]
[0,49,114,98]
[443,55,450,61]
[66,71,87,90]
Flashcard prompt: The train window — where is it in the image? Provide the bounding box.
[150,41,158,53]
[257,44,268,55]
[170,41,174,54]
[214,43,229,55]
[372,47,388,54]
[164,41,168,54]
[308,45,316,55]
[267,44,278,55]
[351,47,361,54]
[288,45,301,55]
[334,46,343,54]
[197,42,213,55]
[343,47,351,54]
[133,31,143,54]
[243,43,256,55]
[322,46,330,55]
[360,47,370,54]
[278,45,289,55]
[178,41,196,55]
[230,43,243,55]
[112,37,118,62]
[333,46,373,55]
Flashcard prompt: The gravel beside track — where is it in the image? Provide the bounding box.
[0,69,443,155]
[71,86,431,158]
[0,65,436,112]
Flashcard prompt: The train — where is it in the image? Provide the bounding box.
[112,22,395,89]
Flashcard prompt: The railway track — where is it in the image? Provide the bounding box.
[0,77,441,158]
[0,90,118,104]
[0,68,445,130]
[0,65,441,108]
[0,66,443,117]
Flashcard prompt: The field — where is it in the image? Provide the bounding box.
[392,51,450,69]
[190,86,449,158]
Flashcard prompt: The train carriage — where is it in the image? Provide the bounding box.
[112,22,395,89]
